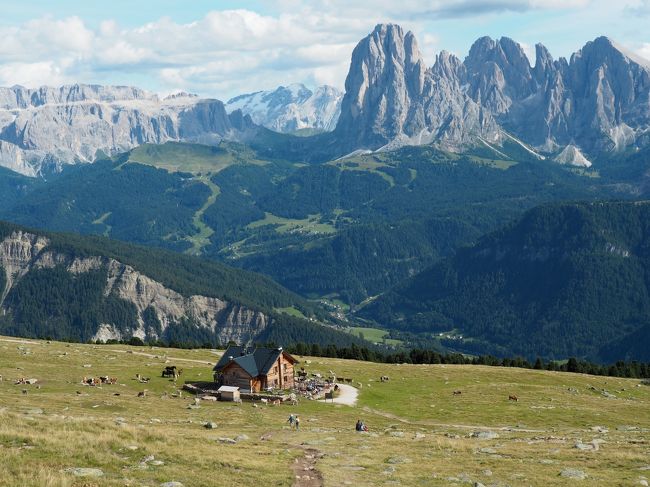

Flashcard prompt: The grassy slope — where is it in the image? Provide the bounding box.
[128,141,269,174]
[1,336,648,486]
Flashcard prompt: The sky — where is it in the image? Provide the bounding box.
[0,0,648,100]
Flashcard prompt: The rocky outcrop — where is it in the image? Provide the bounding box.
[334,24,502,153]
[333,24,650,161]
[226,84,342,133]
[0,84,255,176]
[0,231,269,344]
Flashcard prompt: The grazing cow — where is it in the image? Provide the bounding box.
[22,389,27,394]
[137,390,147,398]
[380,376,390,382]
[271,399,281,406]
[508,394,519,402]
[453,390,462,396]
[260,398,268,404]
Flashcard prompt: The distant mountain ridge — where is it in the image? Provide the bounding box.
[225,83,342,133]
[0,84,255,176]
[1,25,649,176]
[333,25,650,164]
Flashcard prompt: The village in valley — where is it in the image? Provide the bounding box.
[1,336,650,486]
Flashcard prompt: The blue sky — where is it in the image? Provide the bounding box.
[0,0,647,99]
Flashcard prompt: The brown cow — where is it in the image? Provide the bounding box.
[453,390,462,396]
[508,394,519,402]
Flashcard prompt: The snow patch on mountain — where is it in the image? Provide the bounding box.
[225,83,342,133]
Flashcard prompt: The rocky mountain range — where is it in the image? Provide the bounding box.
[0,25,648,176]
[0,85,254,176]
[334,25,650,165]
[225,83,342,133]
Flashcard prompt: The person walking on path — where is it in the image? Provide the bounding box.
[288,414,296,428]
[295,416,300,431]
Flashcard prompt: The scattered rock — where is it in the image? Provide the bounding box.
[638,480,648,486]
[482,469,492,476]
[63,467,104,477]
[560,468,587,480]
[590,426,608,433]
[413,432,426,439]
[160,482,184,487]
[150,460,165,466]
[456,473,472,483]
[478,447,497,454]
[217,437,236,444]
[24,408,43,415]
[386,457,411,464]
[234,434,249,442]
[389,431,404,438]
[383,466,396,475]
[126,445,139,451]
[204,422,217,429]
[471,431,499,440]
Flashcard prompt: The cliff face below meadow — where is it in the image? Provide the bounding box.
[0,230,269,344]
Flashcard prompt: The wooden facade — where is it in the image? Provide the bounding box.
[215,347,297,393]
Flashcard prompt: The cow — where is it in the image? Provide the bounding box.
[380,376,390,382]
[453,390,462,396]
[508,394,519,402]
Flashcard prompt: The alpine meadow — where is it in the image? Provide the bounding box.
[0,3,649,486]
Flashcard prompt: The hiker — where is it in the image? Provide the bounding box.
[356,419,368,432]
[295,416,300,431]
[288,414,296,428]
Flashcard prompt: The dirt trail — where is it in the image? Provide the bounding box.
[320,384,358,406]
[291,447,324,487]
[361,406,547,433]
[0,337,219,365]
[109,348,219,365]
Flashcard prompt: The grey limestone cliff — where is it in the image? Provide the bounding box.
[333,24,650,163]
[0,230,269,344]
[0,84,254,176]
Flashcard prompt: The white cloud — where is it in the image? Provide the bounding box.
[0,2,645,99]
[637,43,650,62]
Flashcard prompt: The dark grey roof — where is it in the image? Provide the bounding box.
[213,345,296,377]
[213,345,246,371]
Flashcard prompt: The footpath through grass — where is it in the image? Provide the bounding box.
[0,336,649,486]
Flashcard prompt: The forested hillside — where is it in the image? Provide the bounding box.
[0,221,366,347]
[0,142,630,308]
[363,201,650,361]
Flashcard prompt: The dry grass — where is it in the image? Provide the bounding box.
[1,336,649,486]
